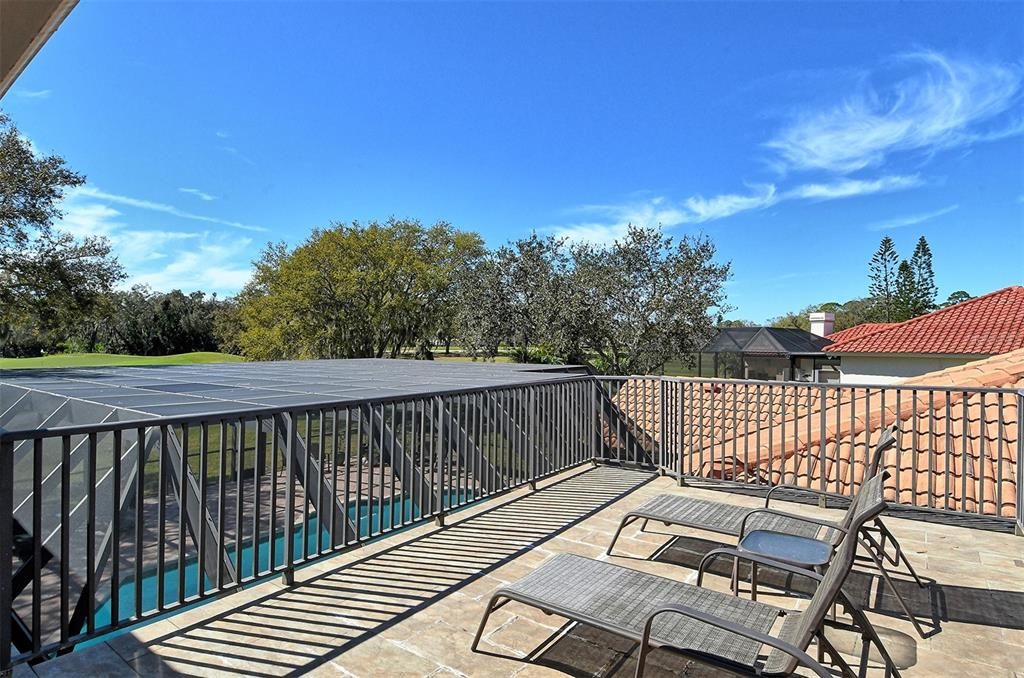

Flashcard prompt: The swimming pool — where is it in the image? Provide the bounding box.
[93,490,472,628]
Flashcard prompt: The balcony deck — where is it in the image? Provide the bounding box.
[23,466,1024,678]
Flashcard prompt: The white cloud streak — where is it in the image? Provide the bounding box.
[550,175,921,244]
[75,186,265,232]
[178,187,218,201]
[766,51,1024,173]
[57,190,254,294]
[13,89,52,99]
[867,203,960,231]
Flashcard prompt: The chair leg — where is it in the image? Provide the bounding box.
[471,595,503,652]
[818,630,857,678]
[847,598,903,678]
[859,538,927,638]
[635,639,652,678]
[606,515,640,556]
[871,520,925,588]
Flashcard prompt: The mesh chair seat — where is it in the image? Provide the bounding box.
[626,494,842,543]
[502,553,794,672]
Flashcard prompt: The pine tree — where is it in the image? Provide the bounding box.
[909,236,937,312]
[868,236,899,321]
[894,260,919,321]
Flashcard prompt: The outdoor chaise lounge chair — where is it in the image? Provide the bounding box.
[473,472,902,677]
[605,424,928,636]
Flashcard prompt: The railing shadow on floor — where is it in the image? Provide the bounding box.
[106,466,656,677]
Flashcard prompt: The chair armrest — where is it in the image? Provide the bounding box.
[696,546,824,589]
[739,508,844,539]
[641,602,831,678]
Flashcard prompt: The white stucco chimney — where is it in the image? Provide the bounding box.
[809,312,835,337]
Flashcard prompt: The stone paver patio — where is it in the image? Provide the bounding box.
[22,465,1024,677]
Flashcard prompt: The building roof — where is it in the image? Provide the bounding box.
[704,327,831,357]
[825,286,1024,356]
[825,323,895,345]
[0,1,78,98]
[0,359,587,435]
[609,348,1022,518]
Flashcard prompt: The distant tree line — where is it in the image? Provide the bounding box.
[765,235,972,333]
[229,223,731,374]
[1,111,731,373]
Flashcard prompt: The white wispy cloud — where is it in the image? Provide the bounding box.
[867,203,959,231]
[57,190,254,294]
[178,187,217,201]
[220,145,256,166]
[683,185,778,222]
[75,186,265,232]
[215,130,230,138]
[13,89,52,99]
[549,175,920,243]
[766,51,1024,173]
[787,174,924,200]
[129,239,254,293]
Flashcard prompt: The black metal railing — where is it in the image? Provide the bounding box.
[1,373,1021,670]
[597,377,1021,525]
[0,376,604,668]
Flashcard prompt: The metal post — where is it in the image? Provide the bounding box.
[282,413,296,586]
[0,437,14,674]
[1016,391,1023,537]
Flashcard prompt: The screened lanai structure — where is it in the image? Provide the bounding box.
[701,326,838,382]
[0,359,599,662]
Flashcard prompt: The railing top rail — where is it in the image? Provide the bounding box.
[4,370,1017,442]
[654,375,1018,394]
[0,372,595,442]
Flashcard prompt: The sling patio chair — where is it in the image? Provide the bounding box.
[605,424,929,637]
[472,472,902,678]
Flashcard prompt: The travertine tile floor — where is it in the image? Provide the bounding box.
[24,466,1024,677]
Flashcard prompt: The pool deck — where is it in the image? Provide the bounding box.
[23,465,1024,677]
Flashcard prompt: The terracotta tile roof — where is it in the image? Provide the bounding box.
[825,323,896,344]
[825,286,1024,355]
[608,349,1023,518]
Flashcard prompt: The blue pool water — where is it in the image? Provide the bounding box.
[93,491,472,629]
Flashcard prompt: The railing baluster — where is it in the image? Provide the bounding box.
[254,417,264,575]
[217,421,227,587]
[302,413,312,555]
[86,431,97,633]
[269,417,279,569]
[329,409,339,543]
[31,439,42,653]
[343,408,353,543]
[157,427,167,609]
[198,423,209,592]
[0,438,13,670]
[132,429,143,622]
[284,412,296,579]
[996,392,1004,517]
[318,408,326,551]
[177,425,187,605]
[111,430,121,624]
[234,418,243,574]
[978,392,986,515]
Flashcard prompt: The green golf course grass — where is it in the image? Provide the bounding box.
[0,351,247,370]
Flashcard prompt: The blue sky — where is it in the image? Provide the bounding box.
[3,1,1022,322]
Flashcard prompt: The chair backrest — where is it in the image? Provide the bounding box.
[832,424,897,532]
[763,471,888,675]
[865,423,899,478]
